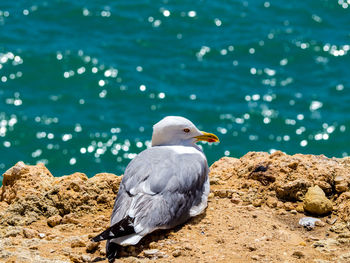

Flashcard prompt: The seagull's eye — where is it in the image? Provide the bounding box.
[183,128,190,133]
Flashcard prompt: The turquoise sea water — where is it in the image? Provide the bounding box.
[1,0,349,182]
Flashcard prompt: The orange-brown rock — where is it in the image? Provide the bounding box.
[335,192,350,222]
[303,186,333,216]
[210,151,347,204]
[0,162,56,225]
[0,162,121,226]
[1,152,350,262]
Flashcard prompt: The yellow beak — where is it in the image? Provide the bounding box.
[195,131,220,143]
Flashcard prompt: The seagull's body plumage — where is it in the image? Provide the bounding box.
[92,116,219,262]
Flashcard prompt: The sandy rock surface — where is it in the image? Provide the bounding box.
[1,151,350,262]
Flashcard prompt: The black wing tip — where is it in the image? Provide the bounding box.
[107,240,120,262]
[91,230,109,242]
[91,216,135,242]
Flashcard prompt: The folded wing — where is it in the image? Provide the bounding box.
[92,146,209,246]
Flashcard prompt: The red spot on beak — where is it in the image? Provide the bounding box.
[208,139,216,143]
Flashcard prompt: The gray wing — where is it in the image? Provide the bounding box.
[110,146,208,236]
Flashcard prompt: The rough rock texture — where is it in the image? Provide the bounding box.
[210,152,350,209]
[0,162,121,226]
[1,151,350,262]
[303,186,333,216]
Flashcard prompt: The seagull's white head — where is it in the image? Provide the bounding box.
[151,116,219,147]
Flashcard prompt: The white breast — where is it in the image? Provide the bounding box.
[166,145,206,159]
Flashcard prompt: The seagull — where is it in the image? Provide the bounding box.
[92,116,219,262]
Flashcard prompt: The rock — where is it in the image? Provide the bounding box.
[80,254,91,262]
[330,222,348,233]
[338,232,350,238]
[252,199,262,207]
[62,213,80,224]
[248,163,276,186]
[0,161,32,203]
[69,254,82,263]
[62,247,73,256]
[292,251,305,259]
[124,256,142,262]
[278,210,287,216]
[214,189,233,198]
[315,220,326,227]
[283,202,294,211]
[277,201,284,209]
[4,227,23,237]
[210,177,220,185]
[335,192,350,222]
[303,186,332,216]
[295,203,304,213]
[211,152,340,205]
[71,238,86,248]
[149,241,158,249]
[97,194,108,203]
[339,252,350,260]
[336,183,348,193]
[248,245,257,251]
[0,162,122,226]
[23,228,38,238]
[275,180,311,201]
[326,217,337,225]
[46,233,57,240]
[144,249,159,257]
[29,245,38,250]
[50,172,120,215]
[244,205,254,211]
[266,197,277,208]
[337,237,350,244]
[334,176,349,193]
[231,197,240,204]
[308,236,319,241]
[172,250,181,257]
[38,233,46,239]
[312,238,339,248]
[184,245,192,251]
[47,215,62,227]
[288,161,299,170]
[2,153,350,262]
[86,241,99,253]
[0,162,56,225]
